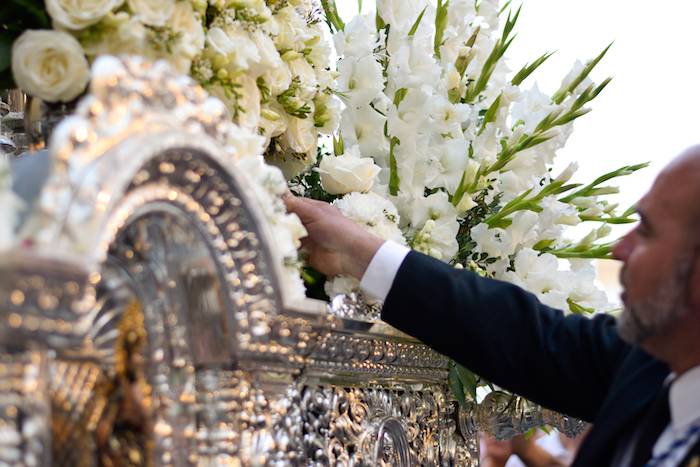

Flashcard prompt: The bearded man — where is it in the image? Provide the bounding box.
[284,145,700,467]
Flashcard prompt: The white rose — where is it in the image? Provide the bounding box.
[82,15,149,58]
[46,0,124,30]
[286,58,318,101]
[260,100,289,142]
[170,2,205,59]
[316,146,381,195]
[11,30,90,103]
[205,26,259,73]
[127,0,176,26]
[280,113,316,154]
[260,64,292,97]
[248,29,282,77]
[208,76,261,134]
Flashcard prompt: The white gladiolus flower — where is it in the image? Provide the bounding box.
[456,194,477,212]
[314,92,342,135]
[413,217,460,261]
[501,248,576,310]
[448,0,477,29]
[511,83,564,134]
[316,146,381,195]
[333,15,377,59]
[499,210,540,256]
[409,191,458,232]
[377,0,431,34]
[128,0,175,26]
[11,30,90,103]
[340,104,389,165]
[426,94,472,135]
[554,162,579,184]
[336,56,384,109]
[389,39,442,91]
[476,0,501,29]
[556,59,595,98]
[46,0,124,30]
[425,138,472,193]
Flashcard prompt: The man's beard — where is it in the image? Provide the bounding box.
[618,255,695,345]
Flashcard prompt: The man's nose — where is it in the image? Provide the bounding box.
[611,235,631,261]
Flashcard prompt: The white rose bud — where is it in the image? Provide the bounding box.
[316,146,381,195]
[46,0,124,30]
[128,0,176,26]
[11,30,90,103]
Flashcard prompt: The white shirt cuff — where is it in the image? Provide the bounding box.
[359,240,410,302]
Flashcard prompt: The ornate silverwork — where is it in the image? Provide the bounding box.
[458,390,589,441]
[328,290,383,322]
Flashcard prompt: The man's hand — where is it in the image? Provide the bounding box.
[283,192,385,279]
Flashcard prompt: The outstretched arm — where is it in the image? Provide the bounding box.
[283,193,385,279]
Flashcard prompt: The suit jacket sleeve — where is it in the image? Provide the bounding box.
[381,250,633,422]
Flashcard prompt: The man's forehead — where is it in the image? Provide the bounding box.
[641,164,700,227]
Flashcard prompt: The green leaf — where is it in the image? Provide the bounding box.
[567,298,595,314]
[389,137,400,196]
[434,0,449,57]
[333,132,344,156]
[552,42,612,104]
[451,169,470,207]
[532,238,556,251]
[320,0,344,32]
[511,51,555,86]
[448,361,468,408]
[393,87,408,106]
[408,6,427,36]
[477,94,502,135]
[559,162,649,203]
[376,11,386,30]
[456,363,478,400]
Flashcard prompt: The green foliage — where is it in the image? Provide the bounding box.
[288,146,341,203]
[0,0,50,89]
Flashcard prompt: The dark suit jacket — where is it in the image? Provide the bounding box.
[381,251,685,467]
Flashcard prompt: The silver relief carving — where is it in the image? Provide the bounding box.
[458,390,589,441]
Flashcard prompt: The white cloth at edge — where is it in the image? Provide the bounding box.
[359,240,409,301]
[646,366,700,466]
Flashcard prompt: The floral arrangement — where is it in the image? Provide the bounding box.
[288,0,646,403]
[2,0,341,174]
[290,0,643,313]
